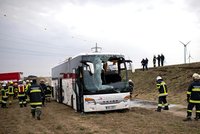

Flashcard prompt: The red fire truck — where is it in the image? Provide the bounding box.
[0,72,23,82]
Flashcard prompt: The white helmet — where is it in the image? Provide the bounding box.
[156,76,162,81]
[193,73,200,80]
[18,80,23,84]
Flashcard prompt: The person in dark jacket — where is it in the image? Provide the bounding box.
[153,55,156,67]
[1,82,8,108]
[155,76,169,112]
[141,59,145,71]
[183,73,200,121]
[157,54,161,67]
[39,79,47,106]
[160,54,165,66]
[26,79,43,120]
[145,58,148,70]
[45,82,52,102]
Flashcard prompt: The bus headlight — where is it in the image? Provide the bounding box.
[85,97,96,104]
[123,95,130,102]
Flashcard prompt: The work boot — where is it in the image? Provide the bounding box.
[36,107,42,120]
[194,113,200,121]
[194,117,199,121]
[163,106,169,110]
[183,117,192,121]
[32,114,35,118]
[37,116,41,120]
[31,109,35,118]
[155,107,161,112]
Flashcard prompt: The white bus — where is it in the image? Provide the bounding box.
[52,53,133,112]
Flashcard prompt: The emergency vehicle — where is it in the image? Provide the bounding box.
[0,72,23,82]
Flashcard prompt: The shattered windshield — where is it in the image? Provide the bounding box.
[82,55,129,93]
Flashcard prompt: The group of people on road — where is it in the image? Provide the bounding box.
[0,79,53,120]
[153,54,165,67]
[155,73,200,121]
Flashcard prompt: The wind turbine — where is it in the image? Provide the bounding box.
[179,41,191,64]
[188,52,193,63]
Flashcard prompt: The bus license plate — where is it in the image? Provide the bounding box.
[106,106,116,110]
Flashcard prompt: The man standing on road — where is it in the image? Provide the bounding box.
[155,76,169,112]
[26,79,43,120]
[183,73,200,121]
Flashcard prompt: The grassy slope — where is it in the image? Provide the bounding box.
[130,62,200,105]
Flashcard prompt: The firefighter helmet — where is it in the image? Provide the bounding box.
[18,80,23,84]
[193,73,200,80]
[40,79,44,82]
[156,76,162,81]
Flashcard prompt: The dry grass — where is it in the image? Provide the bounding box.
[0,100,200,134]
[131,62,200,105]
[1,62,200,134]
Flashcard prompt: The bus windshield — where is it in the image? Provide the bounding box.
[82,55,130,94]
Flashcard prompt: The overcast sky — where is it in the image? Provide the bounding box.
[0,0,200,76]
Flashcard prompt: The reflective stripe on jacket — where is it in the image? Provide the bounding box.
[8,86,14,95]
[187,81,200,103]
[18,84,25,97]
[27,85,43,106]
[156,81,168,96]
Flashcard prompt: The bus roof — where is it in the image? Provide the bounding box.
[72,52,124,59]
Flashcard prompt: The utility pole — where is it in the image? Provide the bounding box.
[91,43,102,53]
[179,41,191,64]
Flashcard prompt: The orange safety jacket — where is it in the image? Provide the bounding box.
[18,84,25,97]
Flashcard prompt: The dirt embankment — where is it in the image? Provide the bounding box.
[130,62,200,105]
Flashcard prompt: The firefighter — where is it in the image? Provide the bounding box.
[18,80,27,107]
[183,73,200,121]
[1,82,8,108]
[13,82,18,99]
[25,80,31,103]
[45,82,52,102]
[128,80,134,98]
[26,79,43,120]
[8,81,14,105]
[39,79,46,106]
[155,76,169,112]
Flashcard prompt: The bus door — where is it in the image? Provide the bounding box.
[58,78,63,103]
[75,66,84,112]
